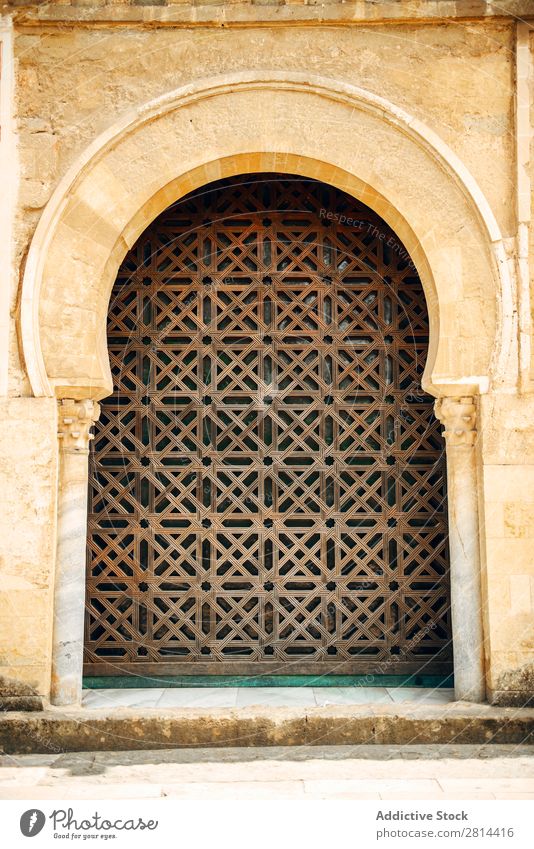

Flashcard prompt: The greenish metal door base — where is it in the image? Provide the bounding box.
[83,673,453,690]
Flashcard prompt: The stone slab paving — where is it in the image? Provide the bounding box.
[82,688,167,709]
[0,745,533,800]
[81,687,455,709]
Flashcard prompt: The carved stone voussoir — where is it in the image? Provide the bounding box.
[435,395,477,447]
[58,399,101,453]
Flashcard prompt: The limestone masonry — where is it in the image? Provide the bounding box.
[0,0,533,708]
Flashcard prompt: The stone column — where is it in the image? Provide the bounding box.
[50,399,100,706]
[435,396,486,703]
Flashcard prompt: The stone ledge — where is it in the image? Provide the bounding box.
[5,0,534,28]
[489,691,534,708]
[1,703,533,754]
[0,696,43,712]
[0,674,43,712]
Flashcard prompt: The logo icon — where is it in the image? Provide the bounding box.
[20,810,46,837]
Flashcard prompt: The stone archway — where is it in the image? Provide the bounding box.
[19,73,503,705]
[84,173,454,680]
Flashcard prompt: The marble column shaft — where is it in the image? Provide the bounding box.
[50,399,100,706]
[435,396,486,703]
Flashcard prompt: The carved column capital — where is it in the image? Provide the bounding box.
[57,399,100,454]
[434,395,477,447]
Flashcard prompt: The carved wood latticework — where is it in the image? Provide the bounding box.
[84,175,452,676]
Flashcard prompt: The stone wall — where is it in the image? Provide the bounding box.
[9,15,516,390]
[480,396,534,705]
[0,1,533,704]
[0,398,57,695]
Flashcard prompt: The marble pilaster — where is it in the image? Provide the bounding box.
[50,399,100,706]
[435,396,486,703]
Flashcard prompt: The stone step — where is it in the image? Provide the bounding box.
[1,703,533,754]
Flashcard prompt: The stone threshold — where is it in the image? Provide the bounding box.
[1,702,533,754]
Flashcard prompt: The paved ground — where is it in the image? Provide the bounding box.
[82,686,455,709]
[1,744,532,799]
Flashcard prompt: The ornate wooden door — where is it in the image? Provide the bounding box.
[84,175,452,676]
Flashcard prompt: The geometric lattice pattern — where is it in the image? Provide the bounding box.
[84,175,452,675]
